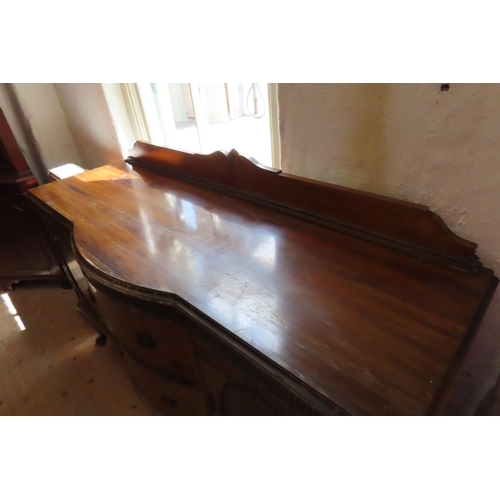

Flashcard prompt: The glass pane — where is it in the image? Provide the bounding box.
[201,83,272,166]
[140,83,273,167]
[138,83,202,153]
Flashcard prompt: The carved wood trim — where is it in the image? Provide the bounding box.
[127,141,480,273]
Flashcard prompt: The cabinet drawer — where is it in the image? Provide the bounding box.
[91,286,201,385]
[124,353,206,416]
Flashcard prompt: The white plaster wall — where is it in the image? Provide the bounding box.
[278,83,500,415]
[12,84,82,171]
[53,84,124,169]
[101,83,137,158]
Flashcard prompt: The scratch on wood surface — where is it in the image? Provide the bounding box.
[225,263,256,276]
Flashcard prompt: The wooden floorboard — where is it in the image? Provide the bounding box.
[0,281,155,416]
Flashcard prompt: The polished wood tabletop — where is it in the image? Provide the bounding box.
[28,159,497,415]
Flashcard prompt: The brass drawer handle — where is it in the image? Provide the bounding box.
[136,331,156,349]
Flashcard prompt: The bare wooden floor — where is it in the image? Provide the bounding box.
[0,281,155,416]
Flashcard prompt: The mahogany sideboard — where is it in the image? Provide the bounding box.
[27,141,498,416]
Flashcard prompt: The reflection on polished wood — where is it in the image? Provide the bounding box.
[27,142,498,415]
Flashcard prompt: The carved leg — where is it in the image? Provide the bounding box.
[95,334,107,346]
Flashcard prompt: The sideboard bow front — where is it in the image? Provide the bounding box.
[27,142,498,416]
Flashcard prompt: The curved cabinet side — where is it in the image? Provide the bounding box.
[31,204,110,343]
[78,254,345,416]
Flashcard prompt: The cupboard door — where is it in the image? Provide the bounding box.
[88,286,208,415]
[90,288,202,385]
[192,336,297,416]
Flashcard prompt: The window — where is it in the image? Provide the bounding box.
[122,83,280,168]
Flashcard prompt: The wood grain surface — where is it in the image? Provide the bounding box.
[27,149,498,415]
[128,141,480,271]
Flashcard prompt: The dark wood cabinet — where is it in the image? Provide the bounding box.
[0,107,62,289]
[27,142,498,415]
